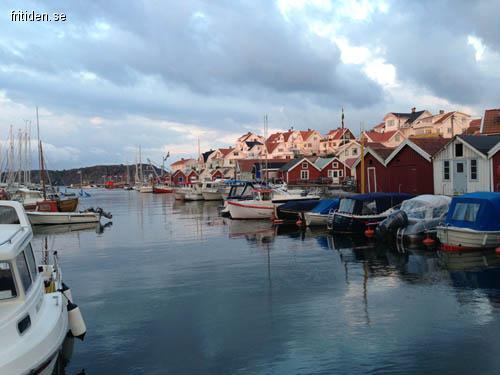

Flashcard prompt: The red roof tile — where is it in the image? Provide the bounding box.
[344,157,358,169]
[464,119,481,135]
[300,130,315,140]
[170,158,195,166]
[218,147,234,157]
[327,128,351,140]
[409,137,448,157]
[364,130,400,143]
[482,109,500,135]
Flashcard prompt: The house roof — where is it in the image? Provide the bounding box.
[373,122,385,130]
[300,130,315,140]
[237,159,288,173]
[245,141,263,149]
[170,158,195,166]
[282,130,296,142]
[481,109,500,135]
[459,135,500,155]
[464,118,481,135]
[202,150,215,162]
[327,128,352,140]
[266,140,280,154]
[280,157,321,172]
[238,132,253,142]
[344,157,358,169]
[266,132,282,143]
[434,111,455,124]
[363,130,401,143]
[386,137,448,164]
[391,110,426,124]
[219,148,234,157]
[351,143,394,169]
[172,169,186,176]
[314,157,344,170]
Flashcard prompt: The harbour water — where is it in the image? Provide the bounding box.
[33,189,500,374]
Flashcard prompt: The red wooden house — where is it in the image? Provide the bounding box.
[171,170,187,185]
[384,138,448,194]
[489,143,500,191]
[279,157,321,184]
[315,157,351,184]
[211,169,224,181]
[187,170,199,184]
[354,143,393,193]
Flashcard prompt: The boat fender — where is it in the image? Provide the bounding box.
[422,235,435,247]
[67,302,87,341]
[364,226,375,238]
[495,247,500,256]
[61,282,73,304]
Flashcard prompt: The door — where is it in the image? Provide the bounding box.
[367,167,377,192]
[453,160,467,194]
[332,170,339,184]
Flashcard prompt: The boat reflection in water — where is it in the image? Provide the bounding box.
[439,249,500,308]
[51,336,84,375]
[33,221,113,235]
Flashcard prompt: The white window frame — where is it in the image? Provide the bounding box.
[300,170,309,180]
[302,162,308,169]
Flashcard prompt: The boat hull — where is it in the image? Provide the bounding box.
[228,200,275,219]
[185,193,204,201]
[329,212,388,233]
[139,186,153,193]
[202,191,222,201]
[304,212,329,227]
[28,212,100,225]
[437,226,500,251]
[153,186,174,194]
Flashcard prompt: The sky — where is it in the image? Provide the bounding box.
[1,0,499,169]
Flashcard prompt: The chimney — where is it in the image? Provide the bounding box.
[439,110,444,114]
[411,107,416,113]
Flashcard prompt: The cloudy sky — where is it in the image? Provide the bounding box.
[1,0,499,169]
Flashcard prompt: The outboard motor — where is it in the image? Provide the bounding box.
[376,210,408,241]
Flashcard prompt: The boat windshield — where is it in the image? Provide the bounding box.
[339,198,356,214]
[361,200,377,215]
[0,206,20,224]
[451,203,481,222]
[0,262,17,300]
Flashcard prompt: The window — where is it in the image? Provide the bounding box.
[447,128,452,134]
[470,159,477,180]
[15,252,32,293]
[179,176,184,183]
[302,162,308,169]
[457,163,464,173]
[455,143,463,157]
[339,170,343,177]
[395,134,400,142]
[387,120,394,127]
[328,170,334,178]
[332,162,338,168]
[452,203,480,222]
[234,152,239,156]
[443,161,450,180]
[0,206,20,224]
[344,150,348,156]
[300,170,309,180]
[0,262,17,300]
[25,244,37,282]
[339,198,356,213]
[352,148,358,155]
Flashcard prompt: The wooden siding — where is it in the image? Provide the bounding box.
[356,154,389,193]
[433,137,491,195]
[493,151,500,192]
[280,160,321,184]
[386,145,434,194]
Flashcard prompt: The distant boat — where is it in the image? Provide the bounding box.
[437,192,500,251]
[152,184,174,194]
[139,185,153,193]
[184,183,204,201]
[227,188,320,220]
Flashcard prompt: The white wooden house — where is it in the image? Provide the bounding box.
[432,135,500,195]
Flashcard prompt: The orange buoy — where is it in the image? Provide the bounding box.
[495,247,500,256]
[422,235,435,247]
[296,220,303,227]
[364,226,374,238]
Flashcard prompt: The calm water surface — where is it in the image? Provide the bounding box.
[32,189,500,374]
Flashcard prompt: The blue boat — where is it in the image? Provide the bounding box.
[437,192,500,251]
[303,199,341,227]
[327,193,413,233]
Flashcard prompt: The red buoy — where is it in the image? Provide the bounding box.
[296,220,303,227]
[495,247,500,256]
[422,235,435,247]
[364,226,375,238]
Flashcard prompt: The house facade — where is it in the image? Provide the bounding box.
[336,140,361,161]
[170,158,197,172]
[382,108,431,137]
[299,129,322,155]
[411,111,471,138]
[432,135,500,195]
[171,170,187,185]
[362,130,405,148]
[279,158,321,185]
[315,157,351,184]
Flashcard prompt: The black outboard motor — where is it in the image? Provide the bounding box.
[376,210,408,241]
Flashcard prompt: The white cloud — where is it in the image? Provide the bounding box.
[467,35,485,61]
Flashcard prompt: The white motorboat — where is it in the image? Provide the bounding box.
[0,201,86,374]
[377,195,451,244]
[27,207,112,226]
[138,185,153,193]
[174,187,189,201]
[201,180,224,201]
[11,188,44,210]
[227,189,320,220]
[185,184,204,201]
[303,199,341,227]
[437,192,500,251]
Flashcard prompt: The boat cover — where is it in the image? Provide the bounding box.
[310,199,340,215]
[401,195,451,219]
[339,193,413,214]
[445,192,500,231]
[278,200,321,213]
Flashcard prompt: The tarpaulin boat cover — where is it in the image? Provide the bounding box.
[278,200,321,213]
[339,193,413,214]
[445,192,500,231]
[310,199,340,215]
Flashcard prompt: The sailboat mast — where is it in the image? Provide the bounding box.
[264,114,269,183]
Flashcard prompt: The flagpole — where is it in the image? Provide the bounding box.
[342,107,346,184]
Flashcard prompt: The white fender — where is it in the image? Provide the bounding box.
[68,302,87,340]
[61,282,73,305]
